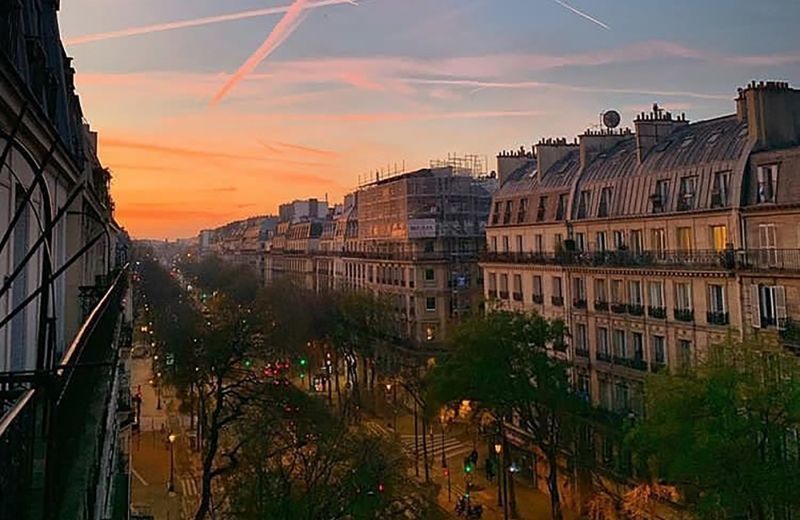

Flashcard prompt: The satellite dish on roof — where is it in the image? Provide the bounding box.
[602,110,621,129]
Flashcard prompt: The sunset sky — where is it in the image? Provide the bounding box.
[59,0,800,239]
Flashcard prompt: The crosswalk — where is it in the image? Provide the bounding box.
[181,476,199,497]
[399,434,474,461]
[363,421,391,437]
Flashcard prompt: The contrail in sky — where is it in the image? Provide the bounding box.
[65,0,354,45]
[212,0,331,105]
[552,0,610,30]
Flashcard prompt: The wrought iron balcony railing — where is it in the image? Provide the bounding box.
[573,298,587,309]
[610,302,627,314]
[532,294,544,304]
[551,296,564,306]
[648,306,666,319]
[627,304,644,316]
[499,291,509,299]
[596,351,612,363]
[512,292,523,302]
[575,347,590,358]
[488,290,498,299]
[614,356,648,371]
[594,300,609,311]
[674,308,694,322]
[706,310,730,326]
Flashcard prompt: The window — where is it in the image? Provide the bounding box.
[675,282,692,310]
[708,284,726,313]
[490,236,497,252]
[632,332,644,361]
[577,372,591,401]
[597,327,609,356]
[594,278,608,302]
[534,234,544,253]
[677,227,693,252]
[610,279,624,303]
[424,268,435,281]
[491,201,501,224]
[499,274,509,297]
[577,190,591,219]
[576,324,588,351]
[711,225,728,252]
[598,187,612,217]
[613,230,625,250]
[575,232,586,251]
[751,284,787,329]
[488,273,497,295]
[515,235,523,252]
[532,275,543,299]
[648,281,664,308]
[502,236,510,253]
[425,297,437,311]
[425,325,437,342]
[517,198,528,223]
[596,231,607,252]
[757,164,778,203]
[678,340,692,368]
[758,224,778,265]
[536,196,548,221]
[613,329,627,358]
[556,193,568,220]
[628,280,643,305]
[512,274,523,301]
[652,336,666,365]
[630,230,643,254]
[554,234,563,250]
[652,179,669,212]
[552,277,563,298]
[712,171,730,208]
[503,200,514,224]
[678,176,698,210]
[651,228,666,254]
[573,277,586,300]
[614,382,630,413]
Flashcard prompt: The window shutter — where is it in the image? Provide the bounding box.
[775,286,787,329]
[750,285,762,328]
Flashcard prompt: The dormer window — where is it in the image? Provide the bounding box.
[651,180,669,213]
[536,196,548,221]
[711,171,730,208]
[678,176,697,211]
[503,201,514,224]
[598,187,612,217]
[576,190,590,219]
[757,164,778,203]
[517,198,528,223]
[556,193,567,220]
[680,136,695,149]
[491,202,501,225]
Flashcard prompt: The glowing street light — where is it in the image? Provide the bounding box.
[168,433,177,495]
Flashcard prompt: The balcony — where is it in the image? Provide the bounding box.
[0,268,129,519]
[737,249,800,272]
[480,249,737,270]
[575,347,590,358]
[573,298,587,309]
[627,304,644,316]
[614,356,648,371]
[594,300,609,311]
[648,306,666,319]
[706,310,730,326]
[532,294,544,304]
[551,296,564,306]
[674,308,694,322]
[488,290,498,299]
[651,362,668,373]
[596,351,612,363]
[499,291,509,299]
[553,340,568,353]
[610,302,627,314]
[512,292,523,302]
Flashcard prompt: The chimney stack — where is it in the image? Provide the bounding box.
[633,104,689,163]
[578,128,632,169]
[737,81,800,150]
[534,137,579,176]
[496,146,534,186]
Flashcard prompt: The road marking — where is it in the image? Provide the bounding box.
[131,467,149,486]
[181,477,198,496]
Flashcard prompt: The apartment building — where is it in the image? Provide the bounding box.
[261,166,493,349]
[0,3,131,518]
[482,81,800,418]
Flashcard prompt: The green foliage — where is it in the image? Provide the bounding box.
[628,339,800,519]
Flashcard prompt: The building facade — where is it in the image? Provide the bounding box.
[0,2,131,519]
[481,83,800,500]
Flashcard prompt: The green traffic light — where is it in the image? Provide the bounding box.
[299,358,307,367]
[244,359,253,368]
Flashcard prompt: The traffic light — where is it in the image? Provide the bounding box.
[299,357,308,367]
[464,460,473,474]
[377,482,385,493]
[244,358,253,368]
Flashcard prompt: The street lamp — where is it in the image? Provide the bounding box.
[168,433,177,495]
[494,442,506,517]
[156,372,162,410]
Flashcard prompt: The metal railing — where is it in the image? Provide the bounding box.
[0,266,128,520]
[707,311,730,326]
[674,308,694,322]
[648,306,666,319]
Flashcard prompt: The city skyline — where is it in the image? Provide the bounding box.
[60,0,800,238]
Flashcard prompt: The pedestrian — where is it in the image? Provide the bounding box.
[469,448,478,466]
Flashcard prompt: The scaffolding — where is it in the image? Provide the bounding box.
[429,153,489,178]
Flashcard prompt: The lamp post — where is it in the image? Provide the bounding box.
[156,371,162,410]
[168,433,177,495]
[494,443,503,508]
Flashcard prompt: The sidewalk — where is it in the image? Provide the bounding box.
[130,355,201,520]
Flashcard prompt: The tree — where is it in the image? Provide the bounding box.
[427,311,581,520]
[627,338,800,520]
